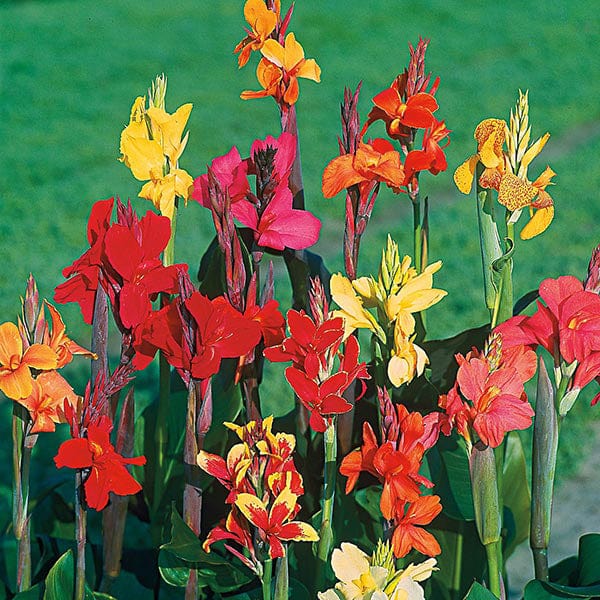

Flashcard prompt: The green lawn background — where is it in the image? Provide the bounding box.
[0,0,599,502]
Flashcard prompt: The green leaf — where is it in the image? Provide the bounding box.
[525,578,600,599]
[513,289,539,316]
[283,249,330,311]
[462,581,499,600]
[502,432,530,557]
[13,584,42,599]
[43,550,75,600]
[577,533,600,585]
[354,486,382,521]
[159,504,254,593]
[427,433,474,521]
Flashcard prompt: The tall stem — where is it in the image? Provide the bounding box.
[74,473,87,600]
[485,542,502,598]
[183,380,204,600]
[262,558,273,600]
[12,406,32,592]
[316,419,337,590]
[451,522,464,600]
[411,193,422,274]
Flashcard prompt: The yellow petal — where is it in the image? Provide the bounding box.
[532,165,556,190]
[147,103,193,165]
[453,155,479,194]
[520,204,554,240]
[261,38,286,68]
[352,277,380,308]
[330,274,381,338]
[296,58,321,82]
[281,32,305,70]
[121,136,164,181]
[520,132,550,171]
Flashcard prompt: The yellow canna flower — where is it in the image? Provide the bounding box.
[387,322,429,388]
[119,77,193,220]
[330,273,385,341]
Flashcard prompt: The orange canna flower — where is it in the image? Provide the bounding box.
[235,0,279,68]
[0,322,57,400]
[242,32,320,106]
[17,370,78,434]
[44,302,96,369]
[391,495,442,558]
[322,139,405,198]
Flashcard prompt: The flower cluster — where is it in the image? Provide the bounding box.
[319,541,437,600]
[54,198,187,357]
[454,90,555,239]
[340,389,442,558]
[322,38,449,200]
[439,332,537,449]
[497,274,600,411]
[265,278,370,432]
[236,0,321,107]
[198,417,318,569]
[331,236,446,387]
[0,276,93,433]
[192,131,321,253]
[119,74,193,220]
[54,372,145,511]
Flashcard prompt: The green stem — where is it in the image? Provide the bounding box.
[452,522,464,600]
[74,472,87,600]
[317,420,337,563]
[262,558,273,600]
[163,198,178,269]
[485,541,502,598]
[12,406,31,592]
[152,347,171,521]
[274,553,289,600]
[412,194,422,274]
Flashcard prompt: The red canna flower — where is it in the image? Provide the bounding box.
[54,414,145,511]
[403,119,450,183]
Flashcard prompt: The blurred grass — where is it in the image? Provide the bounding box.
[0,0,599,512]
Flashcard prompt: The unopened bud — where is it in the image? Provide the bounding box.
[584,244,600,294]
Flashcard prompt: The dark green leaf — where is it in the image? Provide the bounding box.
[354,486,382,521]
[283,249,330,311]
[525,578,600,599]
[43,549,75,600]
[577,534,600,585]
[502,432,530,557]
[13,584,42,599]
[513,289,539,316]
[462,581,499,600]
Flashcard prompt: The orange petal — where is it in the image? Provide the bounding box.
[0,363,33,400]
[283,76,299,105]
[281,32,305,70]
[295,58,321,83]
[321,154,363,198]
[532,165,556,190]
[261,38,286,69]
[0,322,23,365]
[23,343,58,371]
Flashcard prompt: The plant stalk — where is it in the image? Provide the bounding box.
[485,541,502,598]
[262,558,273,600]
[74,472,87,600]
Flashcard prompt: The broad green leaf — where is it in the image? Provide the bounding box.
[42,549,94,600]
[525,578,600,599]
[430,518,487,600]
[13,584,42,599]
[502,432,530,557]
[462,581,499,600]
[160,504,205,563]
[577,533,600,585]
[427,433,474,521]
[284,249,330,311]
[354,485,382,522]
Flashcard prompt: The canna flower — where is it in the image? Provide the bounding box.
[55,415,146,511]
[454,91,555,239]
[319,541,437,600]
[0,322,57,400]
[403,119,451,183]
[17,371,78,434]
[235,0,279,67]
[391,495,442,559]
[119,84,193,220]
[241,32,321,106]
[322,139,405,199]
[388,324,429,388]
[440,333,537,448]
[44,302,96,368]
[367,81,438,138]
[234,487,318,558]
